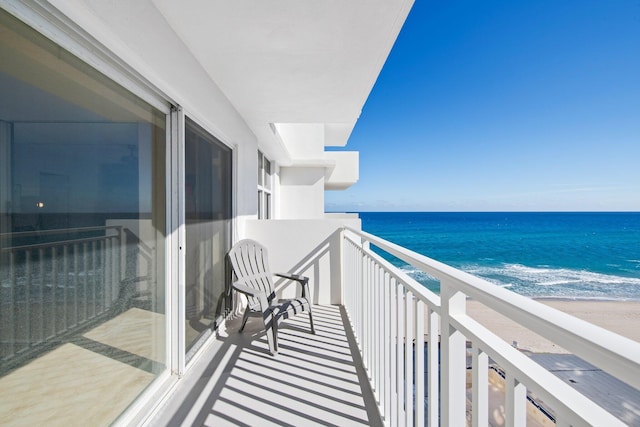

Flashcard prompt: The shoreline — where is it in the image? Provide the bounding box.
[523,296,640,303]
[464,299,640,354]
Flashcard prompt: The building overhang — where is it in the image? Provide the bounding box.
[152,0,413,161]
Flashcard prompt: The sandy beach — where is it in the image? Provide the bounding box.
[462,300,640,425]
[466,299,640,353]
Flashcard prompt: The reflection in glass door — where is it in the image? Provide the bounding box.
[184,118,232,356]
[0,8,167,425]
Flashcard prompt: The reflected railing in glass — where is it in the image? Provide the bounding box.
[0,224,155,374]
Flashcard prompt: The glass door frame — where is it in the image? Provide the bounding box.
[169,106,186,376]
[169,108,236,373]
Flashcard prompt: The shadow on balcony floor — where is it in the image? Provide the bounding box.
[157,305,382,427]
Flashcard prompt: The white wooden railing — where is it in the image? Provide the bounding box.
[341,227,640,426]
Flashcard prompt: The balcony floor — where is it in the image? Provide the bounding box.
[154,305,382,427]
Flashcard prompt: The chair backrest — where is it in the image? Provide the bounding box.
[228,239,276,308]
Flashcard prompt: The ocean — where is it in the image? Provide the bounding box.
[359,212,640,300]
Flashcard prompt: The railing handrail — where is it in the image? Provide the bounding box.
[1,234,120,252]
[0,225,122,240]
[343,229,441,312]
[343,226,640,391]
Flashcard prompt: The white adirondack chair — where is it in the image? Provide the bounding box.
[228,239,315,354]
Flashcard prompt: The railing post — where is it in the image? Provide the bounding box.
[359,244,365,358]
[374,263,380,400]
[112,235,119,306]
[427,306,439,426]
[98,240,104,314]
[364,255,371,373]
[472,343,488,427]
[375,266,384,404]
[119,226,126,283]
[25,250,32,348]
[62,245,68,332]
[383,271,391,425]
[8,251,15,356]
[340,229,346,306]
[441,279,467,427]
[39,248,45,339]
[396,280,405,426]
[389,277,398,426]
[404,290,414,426]
[105,238,111,310]
[83,242,88,322]
[51,247,57,337]
[414,299,425,427]
[505,372,526,427]
[73,243,79,326]
[91,240,97,318]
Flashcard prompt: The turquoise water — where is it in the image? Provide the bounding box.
[359,212,640,300]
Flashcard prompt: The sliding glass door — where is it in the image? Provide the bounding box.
[184,118,232,356]
[0,8,166,425]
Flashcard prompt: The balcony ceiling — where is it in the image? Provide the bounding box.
[152,0,413,153]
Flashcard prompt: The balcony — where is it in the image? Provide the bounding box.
[153,225,640,426]
[152,304,382,426]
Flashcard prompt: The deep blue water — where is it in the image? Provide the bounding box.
[359,212,640,300]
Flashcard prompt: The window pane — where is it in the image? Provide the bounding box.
[257,151,264,187]
[258,190,264,219]
[264,158,272,190]
[184,118,232,357]
[0,9,166,425]
[266,193,271,220]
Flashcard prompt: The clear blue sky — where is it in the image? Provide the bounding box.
[326,0,640,212]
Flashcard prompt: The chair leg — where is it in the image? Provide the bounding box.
[264,311,277,355]
[272,320,279,353]
[308,306,315,334]
[239,308,250,332]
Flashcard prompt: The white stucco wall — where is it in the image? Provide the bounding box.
[274,123,325,160]
[278,167,326,219]
[243,217,362,305]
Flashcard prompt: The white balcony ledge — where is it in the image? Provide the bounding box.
[324,151,359,190]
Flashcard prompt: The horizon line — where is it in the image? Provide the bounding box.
[327,210,640,214]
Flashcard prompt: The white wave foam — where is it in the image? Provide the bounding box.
[463,263,640,286]
[399,266,437,282]
[398,261,640,299]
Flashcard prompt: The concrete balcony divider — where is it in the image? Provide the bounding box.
[243,218,361,305]
[341,227,639,426]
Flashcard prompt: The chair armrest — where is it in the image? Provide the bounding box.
[275,273,311,299]
[232,281,265,298]
[275,273,308,284]
[232,282,271,312]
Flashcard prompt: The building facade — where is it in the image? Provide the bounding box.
[0,1,412,425]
